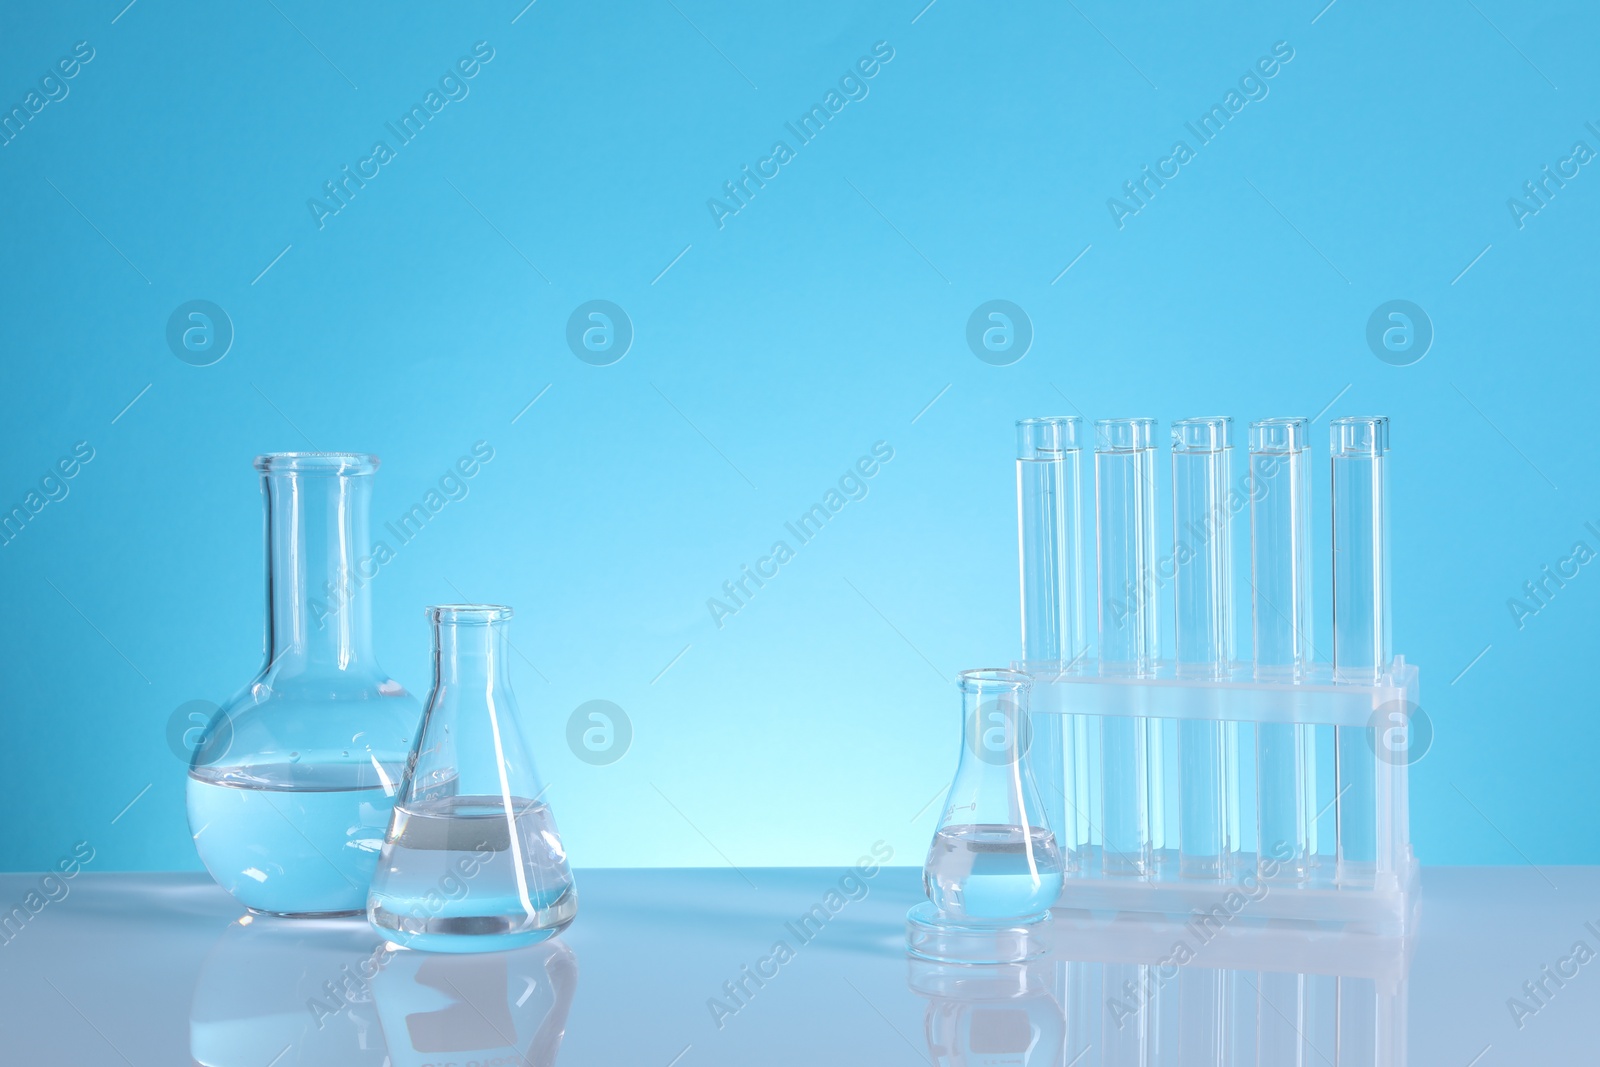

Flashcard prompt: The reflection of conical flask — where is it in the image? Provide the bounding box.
[187,453,421,917]
[924,670,1063,922]
[368,605,577,952]
[189,914,390,1067]
[908,957,1064,1067]
[371,940,578,1067]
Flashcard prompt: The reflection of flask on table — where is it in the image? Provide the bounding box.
[909,670,1064,963]
[187,453,420,917]
[189,912,578,1067]
[368,605,576,952]
[371,939,578,1067]
[189,914,390,1067]
[908,957,1064,1067]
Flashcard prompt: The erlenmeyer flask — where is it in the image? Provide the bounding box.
[925,670,1065,920]
[187,452,421,916]
[909,670,1063,963]
[368,605,577,952]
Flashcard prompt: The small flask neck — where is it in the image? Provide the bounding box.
[945,672,1052,835]
[960,684,1029,766]
[433,618,515,691]
[263,468,378,673]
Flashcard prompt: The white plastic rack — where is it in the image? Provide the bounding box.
[1026,657,1420,933]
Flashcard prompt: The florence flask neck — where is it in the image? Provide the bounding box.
[259,454,380,674]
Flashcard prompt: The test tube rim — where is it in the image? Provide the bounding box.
[1170,415,1233,453]
[1015,415,1083,458]
[1249,417,1310,454]
[1329,415,1391,457]
[1093,417,1158,453]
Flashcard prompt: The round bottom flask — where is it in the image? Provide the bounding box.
[368,606,577,953]
[188,453,419,917]
[908,669,1064,964]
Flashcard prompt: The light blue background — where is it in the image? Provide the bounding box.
[1,0,1595,872]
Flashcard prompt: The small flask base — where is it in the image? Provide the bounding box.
[373,924,568,955]
[905,901,1051,964]
[369,900,575,955]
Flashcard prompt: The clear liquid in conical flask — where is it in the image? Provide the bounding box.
[366,603,576,953]
[368,794,576,952]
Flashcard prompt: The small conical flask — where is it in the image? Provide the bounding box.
[908,669,1064,963]
[368,605,576,952]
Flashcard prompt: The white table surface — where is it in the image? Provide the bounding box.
[0,867,1592,1066]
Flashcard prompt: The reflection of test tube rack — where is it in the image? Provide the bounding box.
[1047,912,1412,1067]
[1016,415,1417,931]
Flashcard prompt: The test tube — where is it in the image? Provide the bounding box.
[1250,418,1313,881]
[1095,418,1157,877]
[1016,418,1087,865]
[1331,416,1389,882]
[1171,417,1235,879]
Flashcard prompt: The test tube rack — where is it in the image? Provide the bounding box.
[1024,660,1419,932]
[1014,414,1419,934]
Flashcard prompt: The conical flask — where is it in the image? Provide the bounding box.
[909,670,1063,963]
[187,452,421,917]
[368,605,577,952]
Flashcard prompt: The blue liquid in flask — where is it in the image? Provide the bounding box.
[924,824,1064,921]
[187,758,401,916]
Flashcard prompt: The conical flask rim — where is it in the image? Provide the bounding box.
[428,603,514,624]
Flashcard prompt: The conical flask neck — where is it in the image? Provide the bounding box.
[944,671,1049,829]
[408,606,539,807]
[433,613,515,690]
[259,457,379,673]
[959,684,1029,767]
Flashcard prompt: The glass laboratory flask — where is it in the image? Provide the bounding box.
[187,453,421,916]
[368,605,577,952]
[909,670,1063,963]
